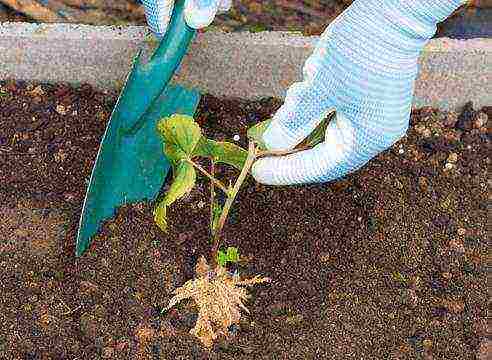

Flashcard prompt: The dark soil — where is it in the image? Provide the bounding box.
[0,80,489,359]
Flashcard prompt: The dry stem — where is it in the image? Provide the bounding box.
[187,159,229,194]
[255,144,311,158]
[209,159,216,237]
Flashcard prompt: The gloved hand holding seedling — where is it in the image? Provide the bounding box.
[251,0,469,185]
[154,113,327,347]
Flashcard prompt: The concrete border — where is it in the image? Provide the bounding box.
[0,22,490,110]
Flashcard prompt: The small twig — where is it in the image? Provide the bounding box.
[210,141,256,265]
[0,0,65,22]
[187,159,229,194]
[59,298,82,316]
[60,299,71,312]
[61,305,82,316]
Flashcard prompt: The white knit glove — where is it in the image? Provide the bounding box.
[251,0,467,186]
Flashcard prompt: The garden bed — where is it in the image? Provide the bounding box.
[0,80,489,359]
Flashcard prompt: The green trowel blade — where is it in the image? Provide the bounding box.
[76,0,199,256]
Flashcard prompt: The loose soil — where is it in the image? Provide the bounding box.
[0,80,489,359]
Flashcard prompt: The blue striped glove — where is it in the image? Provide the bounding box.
[251,0,467,186]
[142,0,232,36]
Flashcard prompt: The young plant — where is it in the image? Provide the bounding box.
[154,112,332,348]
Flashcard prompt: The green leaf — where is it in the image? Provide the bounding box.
[209,140,248,170]
[217,250,228,267]
[217,247,239,267]
[165,161,196,206]
[157,114,202,162]
[154,199,167,232]
[226,247,239,263]
[247,119,271,150]
[193,138,248,170]
[298,116,331,149]
[192,136,212,158]
[153,161,196,231]
[163,142,181,169]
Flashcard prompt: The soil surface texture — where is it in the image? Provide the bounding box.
[0,80,489,359]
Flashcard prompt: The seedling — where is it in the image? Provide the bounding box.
[155,113,331,348]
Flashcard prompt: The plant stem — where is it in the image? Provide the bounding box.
[256,144,310,158]
[210,141,256,266]
[209,159,216,237]
[187,159,229,194]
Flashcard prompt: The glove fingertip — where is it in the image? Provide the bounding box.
[262,120,298,151]
[251,159,275,185]
[184,0,218,29]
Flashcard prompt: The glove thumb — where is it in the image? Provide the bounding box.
[252,111,357,186]
[142,0,174,37]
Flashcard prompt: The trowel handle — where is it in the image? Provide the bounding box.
[150,0,196,83]
[114,0,196,132]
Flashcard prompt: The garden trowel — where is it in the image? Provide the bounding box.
[75,0,200,256]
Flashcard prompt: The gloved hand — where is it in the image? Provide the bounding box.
[142,0,232,36]
[251,0,467,186]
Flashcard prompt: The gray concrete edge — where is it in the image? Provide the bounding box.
[0,22,491,111]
